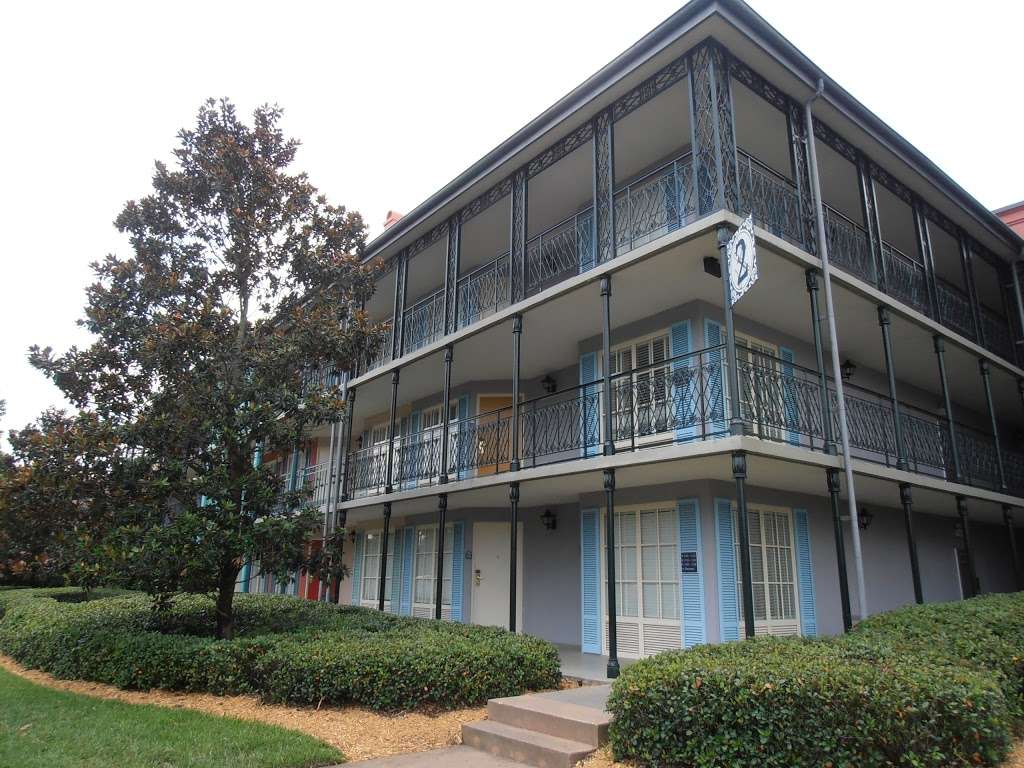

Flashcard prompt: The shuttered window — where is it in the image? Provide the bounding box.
[610,333,671,439]
[413,524,455,607]
[360,530,396,604]
[734,506,799,635]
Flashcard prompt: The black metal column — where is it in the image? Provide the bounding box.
[826,468,853,632]
[1003,505,1023,591]
[435,493,447,620]
[878,306,908,470]
[439,346,453,484]
[592,109,615,265]
[913,201,939,318]
[806,270,834,453]
[601,276,615,456]
[899,483,924,604]
[856,154,885,289]
[787,100,816,255]
[688,41,739,216]
[718,225,744,436]
[391,251,408,360]
[377,503,391,611]
[1011,261,1024,360]
[443,216,461,335]
[509,169,527,304]
[959,232,983,343]
[508,481,519,633]
[957,495,978,598]
[511,315,522,471]
[603,468,620,679]
[934,337,962,483]
[979,359,1007,491]
[339,387,356,502]
[385,369,400,494]
[733,451,756,638]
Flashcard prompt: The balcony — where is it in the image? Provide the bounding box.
[344,345,1023,500]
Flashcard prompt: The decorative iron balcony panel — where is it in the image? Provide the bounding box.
[980,306,1013,361]
[613,155,695,255]
[520,386,602,463]
[402,289,444,354]
[455,407,513,475]
[736,352,826,449]
[900,411,948,476]
[834,388,899,466]
[881,241,929,316]
[345,444,389,497]
[823,205,875,284]
[953,424,1001,492]
[301,461,332,509]
[737,150,804,249]
[936,279,977,341]
[366,320,393,372]
[457,254,510,329]
[301,364,341,395]
[524,210,593,296]
[393,427,446,487]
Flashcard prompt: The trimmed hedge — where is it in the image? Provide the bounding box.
[0,589,560,711]
[609,591,1024,767]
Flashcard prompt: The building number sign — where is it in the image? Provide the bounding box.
[728,214,758,306]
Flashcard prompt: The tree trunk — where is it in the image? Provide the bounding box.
[214,561,239,639]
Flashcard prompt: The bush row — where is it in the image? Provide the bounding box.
[0,590,561,711]
[608,591,1024,767]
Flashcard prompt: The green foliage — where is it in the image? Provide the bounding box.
[608,592,1024,767]
[0,666,343,768]
[0,590,561,711]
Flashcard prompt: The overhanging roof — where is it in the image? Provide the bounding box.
[363,0,1023,263]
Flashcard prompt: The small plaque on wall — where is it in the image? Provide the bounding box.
[680,551,698,574]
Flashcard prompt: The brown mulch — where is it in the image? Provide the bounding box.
[0,654,485,763]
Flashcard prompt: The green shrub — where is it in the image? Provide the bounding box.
[608,592,1024,768]
[0,589,561,711]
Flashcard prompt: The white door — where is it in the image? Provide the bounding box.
[471,522,523,631]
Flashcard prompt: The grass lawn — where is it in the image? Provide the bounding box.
[0,668,343,768]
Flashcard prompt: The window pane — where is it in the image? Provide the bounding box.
[642,583,660,619]
[662,583,679,620]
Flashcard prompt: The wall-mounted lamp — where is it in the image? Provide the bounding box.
[541,375,557,394]
[703,256,722,278]
[541,509,557,531]
[858,507,874,531]
[349,529,358,544]
[841,359,857,381]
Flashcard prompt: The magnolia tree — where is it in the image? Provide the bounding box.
[30,99,381,637]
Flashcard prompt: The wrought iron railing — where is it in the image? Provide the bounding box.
[936,278,977,341]
[881,241,929,316]
[402,289,444,353]
[525,210,594,296]
[457,254,510,328]
[980,306,1013,360]
[823,204,875,284]
[300,364,343,395]
[366,319,393,372]
[301,461,332,509]
[614,154,695,255]
[737,149,805,248]
[345,343,1024,499]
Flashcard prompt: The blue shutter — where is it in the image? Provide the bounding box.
[793,509,817,637]
[451,522,465,622]
[580,508,601,653]
[678,499,706,648]
[400,527,415,615]
[403,411,421,489]
[715,498,740,642]
[579,353,600,457]
[704,320,727,434]
[290,569,299,596]
[239,560,251,593]
[671,320,696,442]
[350,532,364,604]
[389,527,403,612]
[456,395,470,480]
[779,347,800,446]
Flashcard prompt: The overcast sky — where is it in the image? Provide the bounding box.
[2,0,1022,445]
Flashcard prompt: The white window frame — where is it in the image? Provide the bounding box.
[733,503,801,637]
[606,328,675,448]
[411,523,456,619]
[360,529,397,608]
[729,331,782,441]
[600,502,682,658]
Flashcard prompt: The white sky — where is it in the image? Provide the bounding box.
[2,0,1022,445]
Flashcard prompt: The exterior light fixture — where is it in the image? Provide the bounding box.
[541,375,557,394]
[541,509,557,531]
[703,256,722,278]
[841,359,856,381]
[858,507,874,531]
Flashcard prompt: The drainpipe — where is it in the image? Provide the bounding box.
[804,79,868,621]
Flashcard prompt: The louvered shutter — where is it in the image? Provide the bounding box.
[671,321,695,441]
[794,509,817,636]
[400,527,415,615]
[350,532,364,604]
[715,498,739,641]
[580,509,601,653]
[704,320,726,434]
[389,528,403,613]
[579,353,600,457]
[678,498,705,648]
[451,522,465,622]
[780,347,800,445]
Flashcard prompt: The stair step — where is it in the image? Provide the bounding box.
[487,696,610,747]
[462,720,596,768]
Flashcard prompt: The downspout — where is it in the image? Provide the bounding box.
[804,79,868,621]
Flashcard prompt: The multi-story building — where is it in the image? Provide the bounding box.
[996,200,1024,238]
[242,0,1024,679]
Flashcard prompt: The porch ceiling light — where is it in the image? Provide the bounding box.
[858,507,874,531]
[541,509,557,531]
[541,375,557,394]
[841,359,856,381]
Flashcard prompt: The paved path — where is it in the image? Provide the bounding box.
[342,745,525,766]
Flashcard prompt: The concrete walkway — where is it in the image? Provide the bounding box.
[344,745,524,767]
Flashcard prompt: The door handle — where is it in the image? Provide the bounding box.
[474,569,482,586]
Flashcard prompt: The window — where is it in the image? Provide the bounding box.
[413,524,454,606]
[733,333,781,440]
[360,530,396,604]
[610,333,672,439]
[611,507,679,621]
[735,506,798,634]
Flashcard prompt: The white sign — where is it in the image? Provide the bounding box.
[727,215,758,306]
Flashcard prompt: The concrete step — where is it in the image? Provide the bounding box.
[487,695,611,748]
[461,720,596,768]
